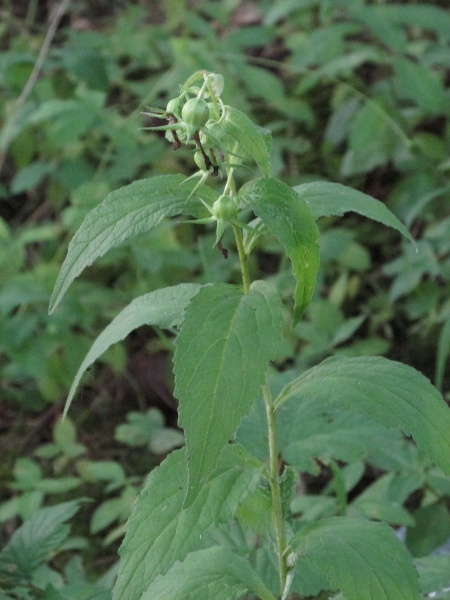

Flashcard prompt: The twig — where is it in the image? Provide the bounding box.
[0,0,72,175]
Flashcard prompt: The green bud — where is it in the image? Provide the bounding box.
[182,97,209,138]
[194,150,208,171]
[212,195,237,221]
[166,96,183,118]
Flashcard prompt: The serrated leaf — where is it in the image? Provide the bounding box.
[64,283,201,417]
[239,178,320,323]
[293,181,414,245]
[274,356,450,476]
[279,396,400,475]
[291,517,421,600]
[113,445,262,600]
[174,280,283,506]
[0,500,81,582]
[140,547,276,600]
[49,175,217,313]
[221,106,271,176]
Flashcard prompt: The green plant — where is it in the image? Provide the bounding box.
[0,499,115,599]
[44,72,450,600]
[47,69,450,599]
[0,415,147,551]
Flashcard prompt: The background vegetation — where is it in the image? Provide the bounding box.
[0,0,449,598]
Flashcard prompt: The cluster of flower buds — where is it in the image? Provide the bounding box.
[143,71,241,258]
[142,71,229,180]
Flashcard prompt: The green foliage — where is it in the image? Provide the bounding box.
[2,2,450,598]
[175,281,283,505]
[65,283,202,416]
[114,409,184,455]
[291,517,422,600]
[139,547,276,600]
[0,500,81,582]
[238,178,319,323]
[49,177,216,315]
[114,445,262,600]
[47,69,450,599]
[0,500,112,599]
[274,356,450,475]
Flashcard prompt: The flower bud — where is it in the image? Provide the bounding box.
[181,97,209,138]
[194,150,208,171]
[166,96,183,118]
[212,195,237,221]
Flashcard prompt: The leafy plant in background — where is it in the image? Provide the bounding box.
[0,410,186,599]
[47,70,450,599]
[0,499,114,599]
[2,0,449,410]
[0,416,139,548]
[1,0,450,597]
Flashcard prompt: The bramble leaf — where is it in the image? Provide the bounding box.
[113,445,262,600]
[140,547,276,600]
[274,356,450,476]
[291,517,421,600]
[64,283,201,417]
[49,175,217,313]
[174,280,283,506]
[293,181,414,244]
[239,178,320,323]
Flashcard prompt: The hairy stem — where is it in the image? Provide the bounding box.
[262,383,289,596]
[230,180,288,594]
[232,223,251,294]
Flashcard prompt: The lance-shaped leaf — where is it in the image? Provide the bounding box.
[293,181,415,244]
[64,283,201,418]
[140,546,276,600]
[49,175,217,313]
[174,280,283,506]
[239,178,320,323]
[291,517,421,600]
[113,445,262,600]
[220,105,271,177]
[274,356,450,476]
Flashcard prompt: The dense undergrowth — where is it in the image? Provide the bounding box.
[0,1,450,598]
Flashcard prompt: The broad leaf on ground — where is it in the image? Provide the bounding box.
[0,500,81,582]
[49,175,217,313]
[174,280,283,506]
[293,181,414,244]
[64,283,201,417]
[140,547,276,600]
[239,178,320,324]
[113,445,262,600]
[291,517,421,600]
[274,356,450,476]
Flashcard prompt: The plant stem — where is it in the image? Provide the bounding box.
[229,174,288,597]
[262,383,289,596]
[232,223,251,294]
[230,178,288,594]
